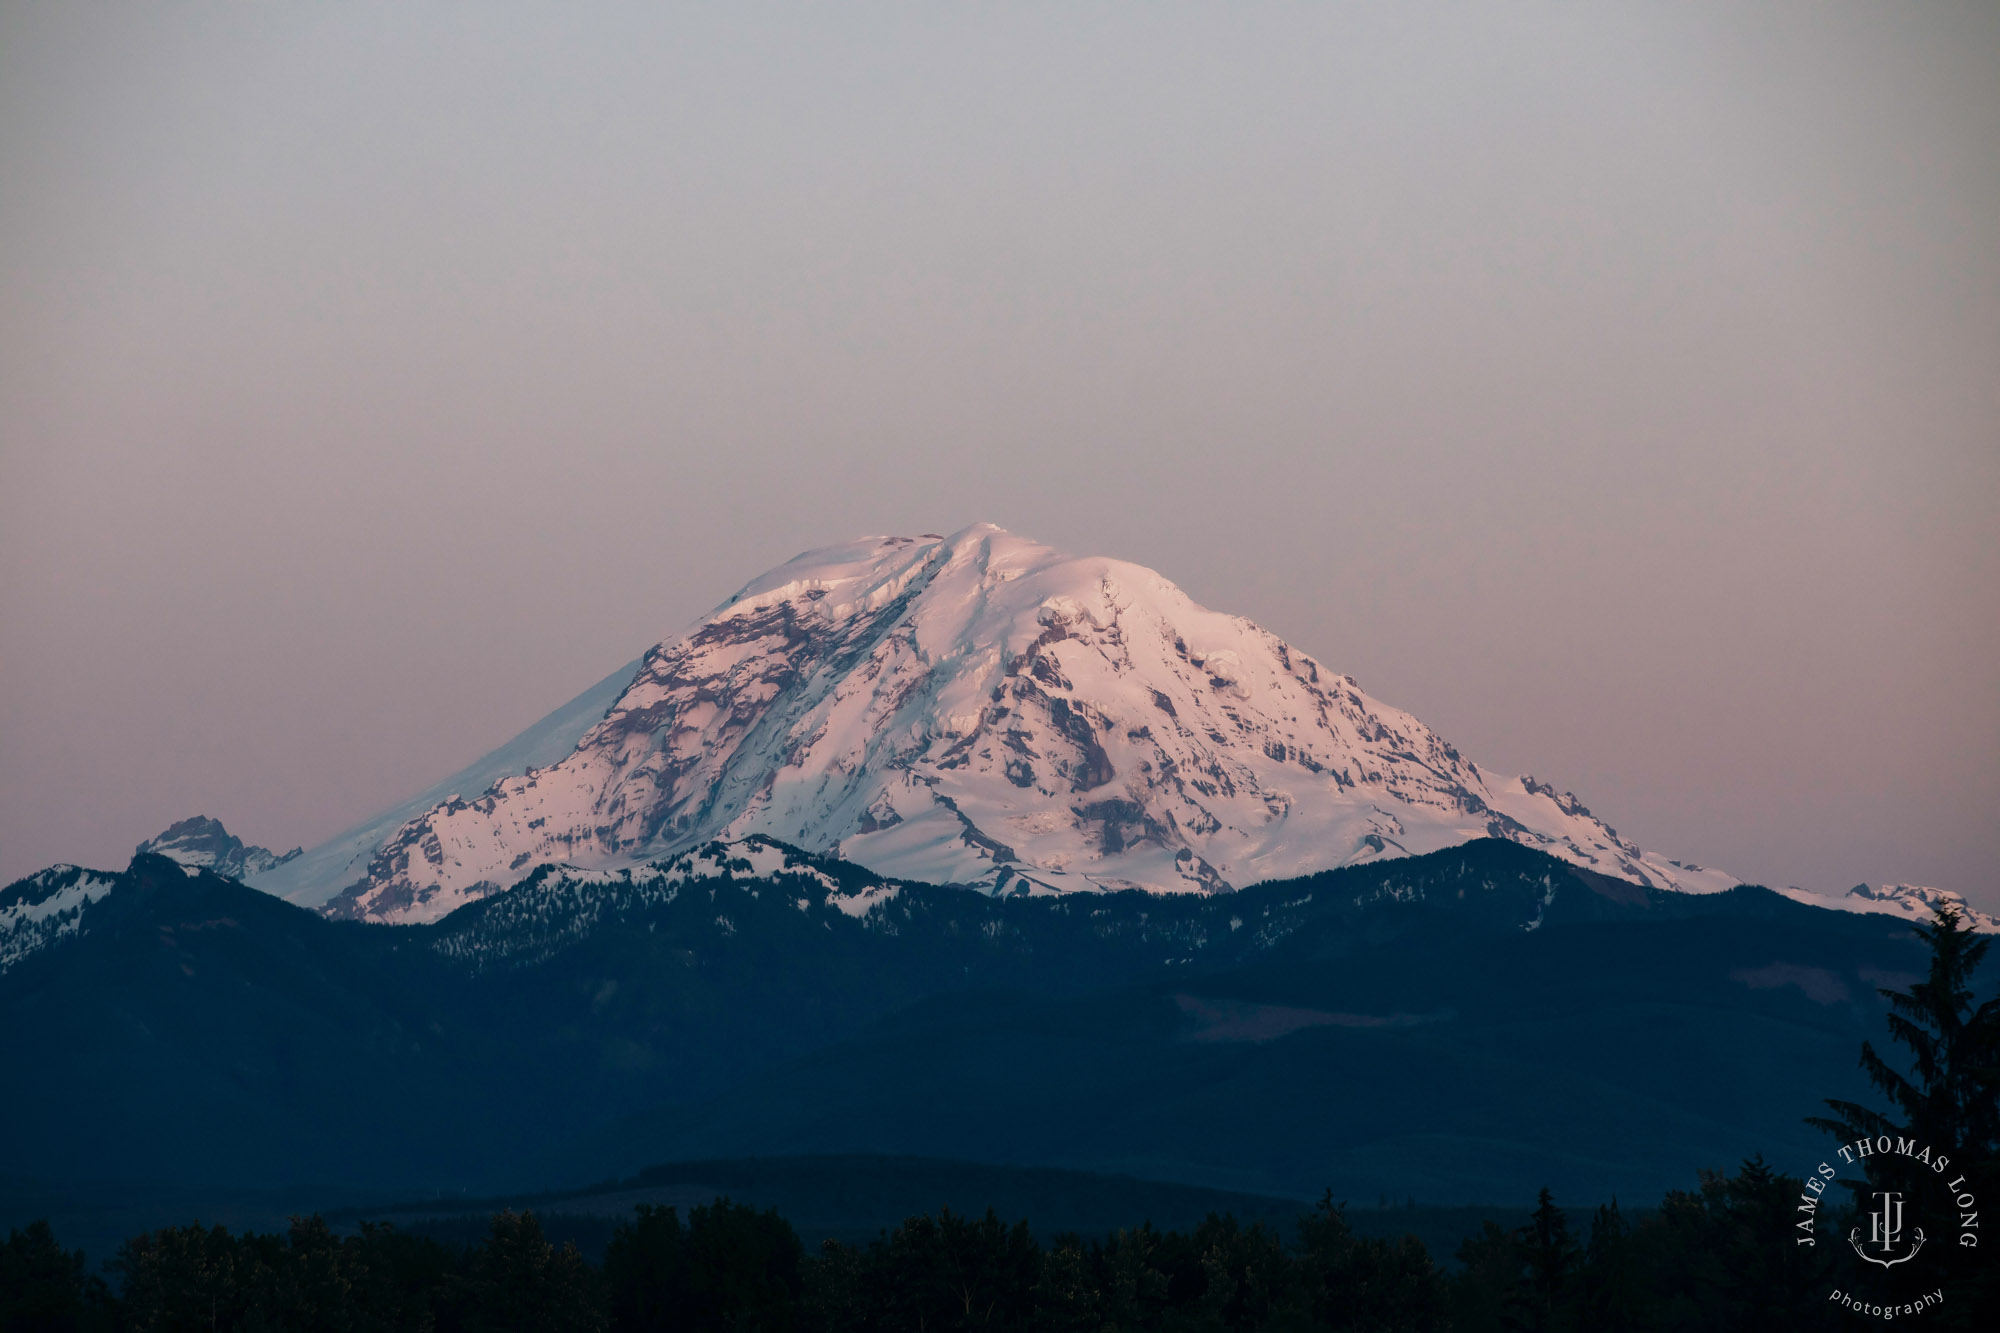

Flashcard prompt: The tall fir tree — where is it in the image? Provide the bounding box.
[1808,903,2000,1158]
[1806,902,1999,1329]
[1513,1188,1576,1333]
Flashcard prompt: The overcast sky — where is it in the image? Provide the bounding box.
[2,3,1995,907]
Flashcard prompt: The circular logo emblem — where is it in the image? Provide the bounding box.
[1798,1135,1978,1319]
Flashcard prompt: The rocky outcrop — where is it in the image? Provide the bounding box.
[137,816,301,881]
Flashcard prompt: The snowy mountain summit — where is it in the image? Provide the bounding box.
[302,525,1738,925]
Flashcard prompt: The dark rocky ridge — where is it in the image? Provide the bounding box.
[136,815,301,880]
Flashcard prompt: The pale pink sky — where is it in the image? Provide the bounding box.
[2,3,1995,906]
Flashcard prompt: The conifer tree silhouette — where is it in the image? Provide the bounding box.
[1807,903,1999,1158]
[1806,902,1999,1328]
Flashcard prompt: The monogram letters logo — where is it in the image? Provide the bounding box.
[1793,1134,1979,1319]
[1850,1190,1925,1268]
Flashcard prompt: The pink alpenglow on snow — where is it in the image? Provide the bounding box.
[271,525,1746,925]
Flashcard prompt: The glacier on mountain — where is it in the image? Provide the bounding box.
[272,524,1748,925]
[249,657,642,908]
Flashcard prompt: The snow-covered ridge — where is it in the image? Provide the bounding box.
[249,657,642,909]
[294,523,1759,924]
[430,836,902,970]
[0,866,118,973]
[1776,882,1999,934]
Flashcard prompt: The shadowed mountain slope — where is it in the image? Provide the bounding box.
[3,839,1957,1208]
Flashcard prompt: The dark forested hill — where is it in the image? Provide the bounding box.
[0,840,1948,1213]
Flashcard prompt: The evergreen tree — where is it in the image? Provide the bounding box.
[604,1205,689,1333]
[1512,1188,1575,1333]
[1295,1193,1445,1332]
[1574,1200,1643,1333]
[113,1223,256,1333]
[1087,1224,1174,1332]
[1028,1235,1101,1333]
[255,1216,363,1333]
[1177,1212,1297,1331]
[679,1199,802,1332]
[798,1239,868,1333]
[863,1207,1040,1332]
[1806,902,1999,1328]
[1639,1159,1839,1333]
[346,1221,459,1333]
[1450,1221,1524,1333]
[465,1211,603,1333]
[1809,903,2000,1159]
[0,1221,113,1333]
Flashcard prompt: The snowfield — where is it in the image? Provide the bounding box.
[283,525,1752,925]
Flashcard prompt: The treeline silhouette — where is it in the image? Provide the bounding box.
[0,1157,1968,1332]
[6,906,1993,1330]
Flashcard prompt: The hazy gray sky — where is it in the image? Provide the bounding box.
[2,3,1995,906]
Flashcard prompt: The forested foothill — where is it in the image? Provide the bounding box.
[1,840,1951,1208]
[6,904,1994,1330]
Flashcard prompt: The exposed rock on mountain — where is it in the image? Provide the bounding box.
[137,816,300,880]
[295,525,1738,925]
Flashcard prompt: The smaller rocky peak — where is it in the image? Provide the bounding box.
[136,816,302,882]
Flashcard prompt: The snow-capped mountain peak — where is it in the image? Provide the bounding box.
[137,816,300,880]
[306,524,1739,924]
